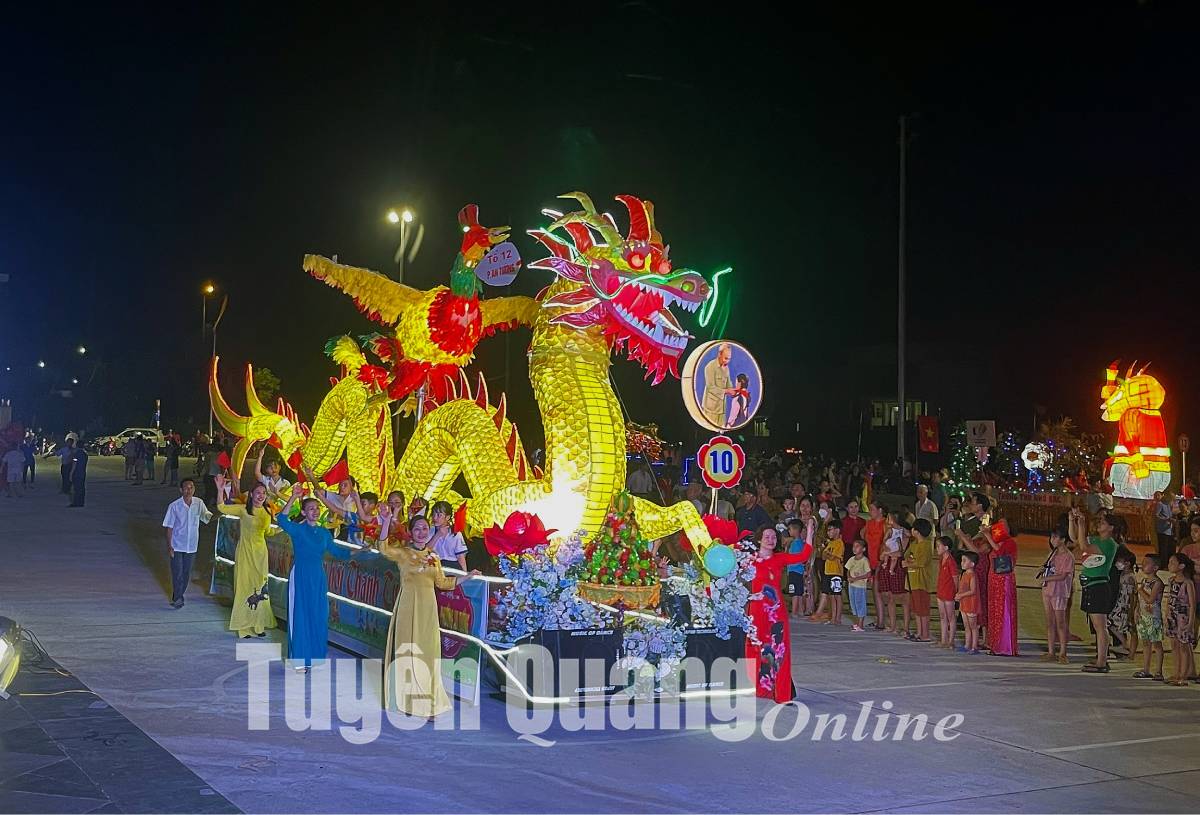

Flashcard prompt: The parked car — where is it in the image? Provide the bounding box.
[94,427,166,453]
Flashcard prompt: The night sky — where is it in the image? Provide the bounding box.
[3,3,1197,460]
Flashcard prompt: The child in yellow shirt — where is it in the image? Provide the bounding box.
[822,519,845,626]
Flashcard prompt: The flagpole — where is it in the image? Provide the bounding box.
[914,419,920,484]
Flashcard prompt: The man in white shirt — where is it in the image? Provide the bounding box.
[162,477,214,609]
[914,484,939,524]
[626,465,656,497]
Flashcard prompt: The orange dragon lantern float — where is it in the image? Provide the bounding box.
[1100,360,1171,500]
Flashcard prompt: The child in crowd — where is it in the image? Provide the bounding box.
[956,550,980,654]
[1036,525,1075,667]
[785,518,808,617]
[430,500,469,571]
[1165,553,1197,686]
[905,518,934,642]
[1132,553,1165,680]
[845,538,872,631]
[1108,549,1138,658]
[935,536,959,649]
[254,446,292,512]
[881,516,905,574]
[880,513,911,636]
[821,518,845,625]
[356,492,383,545]
[1039,525,1075,664]
[778,496,797,525]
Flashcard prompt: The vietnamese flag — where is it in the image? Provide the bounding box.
[918,416,940,453]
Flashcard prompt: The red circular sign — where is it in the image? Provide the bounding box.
[697,435,746,489]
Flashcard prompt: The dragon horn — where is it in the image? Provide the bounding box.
[245,364,273,417]
[458,369,472,401]
[1126,361,1137,381]
[561,222,594,253]
[209,357,250,437]
[1137,361,1151,376]
[644,200,663,245]
[601,212,621,241]
[528,229,573,260]
[549,212,621,247]
[614,195,650,242]
[558,191,598,215]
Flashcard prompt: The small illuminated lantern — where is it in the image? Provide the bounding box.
[1022,442,1051,489]
[1022,442,1050,470]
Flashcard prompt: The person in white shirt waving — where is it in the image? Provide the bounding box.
[162,477,214,608]
[254,445,292,512]
[429,500,468,571]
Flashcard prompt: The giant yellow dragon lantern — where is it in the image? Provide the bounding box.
[210,193,717,549]
[1100,360,1171,500]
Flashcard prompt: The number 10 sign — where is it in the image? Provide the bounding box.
[697,435,746,490]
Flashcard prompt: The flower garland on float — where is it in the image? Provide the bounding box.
[486,505,757,686]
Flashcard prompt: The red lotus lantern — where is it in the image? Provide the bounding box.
[681,514,747,552]
[484,511,557,557]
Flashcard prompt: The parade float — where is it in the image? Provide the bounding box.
[209,193,756,703]
[1100,360,1171,500]
[943,360,1179,543]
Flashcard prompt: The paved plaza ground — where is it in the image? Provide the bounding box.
[2,456,1199,813]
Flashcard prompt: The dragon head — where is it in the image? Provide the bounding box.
[529,192,710,384]
[1100,360,1165,421]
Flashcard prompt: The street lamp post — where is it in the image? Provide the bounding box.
[208,293,228,439]
[200,283,222,439]
[386,208,415,461]
[386,209,415,283]
[201,283,215,339]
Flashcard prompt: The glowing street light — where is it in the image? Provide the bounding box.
[72,378,79,385]
[77,345,87,355]
[386,208,418,283]
[202,282,216,338]
[37,361,45,368]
